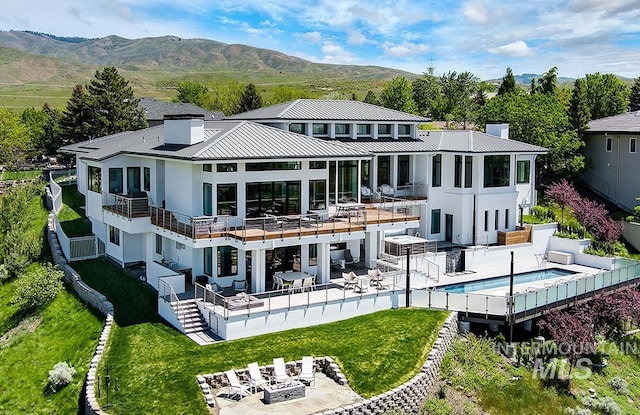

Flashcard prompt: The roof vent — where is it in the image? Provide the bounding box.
[163,114,205,145]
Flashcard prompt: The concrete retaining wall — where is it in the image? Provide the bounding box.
[47,213,112,415]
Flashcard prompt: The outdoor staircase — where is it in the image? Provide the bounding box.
[172,299,220,345]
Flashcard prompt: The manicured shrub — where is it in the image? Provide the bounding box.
[565,407,592,415]
[421,398,453,415]
[2,225,42,278]
[47,361,76,391]
[609,376,629,395]
[12,263,63,311]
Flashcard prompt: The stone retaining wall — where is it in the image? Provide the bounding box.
[197,312,459,414]
[46,213,112,415]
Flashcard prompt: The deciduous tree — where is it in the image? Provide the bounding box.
[0,108,33,168]
[269,85,310,105]
[630,76,640,112]
[363,90,378,105]
[584,72,630,119]
[175,81,209,108]
[380,77,417,113]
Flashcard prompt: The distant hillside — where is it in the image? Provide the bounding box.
[0,30,411,80]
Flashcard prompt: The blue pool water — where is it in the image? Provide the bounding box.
[439,268,576,293]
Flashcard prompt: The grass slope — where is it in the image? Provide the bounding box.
[0,277,104,415]
[57,185,92,237]
[74,258,449,414]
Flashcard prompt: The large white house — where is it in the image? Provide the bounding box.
[61,100,545,294]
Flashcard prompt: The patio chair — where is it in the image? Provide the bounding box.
[247,362,269,393]
[379,184,395,197]
[272,358,289,384]
[232,279,247,293]
[225,370,250,401]
[342,272,358,290]
[360,186,372,201]
[344,249,355,265]
[302,276,315,292]
[298,356,316,387]
[290,279,304,293]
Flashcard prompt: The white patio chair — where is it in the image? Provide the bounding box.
[298,356,316,387]
[342,272,358,290]
[272,358,289,384]
[302,276,315,292]
[272,275,283,290]
[225,370,250,401]
[247,362,269,393]
[290,278,304,293]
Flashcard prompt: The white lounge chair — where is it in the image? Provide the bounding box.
[225,370,250,401]
[302,276,315,292]
[247,362,269,393]
[272,358,289,384]
[298,356,316,387]
[342,272,358,290]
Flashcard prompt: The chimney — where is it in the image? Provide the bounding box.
[163,114,205,145]
[486,122,509,139]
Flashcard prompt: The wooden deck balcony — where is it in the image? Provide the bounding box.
[102,192,150,219]
[150,203,420,242]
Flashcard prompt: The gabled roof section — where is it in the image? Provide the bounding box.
[138,97,224,121]
[338,130,548,154]
[588,111,640,133]
[227,99,430,122]
[60,120,371,162]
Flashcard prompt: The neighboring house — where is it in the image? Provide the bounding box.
[60,100,546,330]
[138,97,224,127]
[582,111,640,212]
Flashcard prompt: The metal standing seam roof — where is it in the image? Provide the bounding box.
[338,130,548,154]
[61,120,372,161]
[138,97,224,121]
[226,99,430,122]
[588,111,640,133]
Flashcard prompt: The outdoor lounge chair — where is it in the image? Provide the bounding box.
[342,272,358,290]
[247,362,269,393]
[225,370,250,401]
[232,279,247,293]
[298,356,316,387]
[343,249,355,265]
[379,184,395,197]
[272,358,290,384]
[360,186,372,201]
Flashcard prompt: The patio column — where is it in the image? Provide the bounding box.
[364,231,378,269]
[251,249,266,293]
[317,242,331,284]
[238,249,247,289]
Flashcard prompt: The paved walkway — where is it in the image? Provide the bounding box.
[214,373,363,415]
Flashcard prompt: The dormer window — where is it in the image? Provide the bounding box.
[398,124,411,136]
[312,123,328,136]
[289,123,306,134]
[378,124,392,136]
[357,124,371,136]
[335,123,350,136]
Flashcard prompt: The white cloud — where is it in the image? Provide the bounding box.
[462,0,489,24]
[321,41,359,64]
[301,31,322,44]
[347,31,367,46]
[488,40,531,57]
[382,41,429,58]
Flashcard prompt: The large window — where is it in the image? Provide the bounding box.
[289,123,306,134]
[516,160,530,184]
[309,180,326,210]
[217,184,237,215]
[108,168,123,194]
[338,160,358,201]
[246,181,300,217]
[217,163,237,172]
[432,154,441,187]
[127,167,141,194]
[357,124,371,136]
[377,156,391,185]
[246,161,301,171]
[454,155,462,188]
[203,183,213,216]
[484,155,511,188]
[108,225,119,246]
[144,167,151,191]
[398,124,411,136]
[203,247,212,276]
[335,123,350,135]
[397,155,410,187]
[464,156,473,188]
[312,123,328,135]
[88,166,101,193]
[378,124,392,136]
[431,209,441,234]
[217,246,237,277]
[329,161,336,201]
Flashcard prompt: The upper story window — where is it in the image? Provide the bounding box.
[335,123,350,135]
[246,161,301,171]
[454,155,462,188]
[109,168,123,194]
[516,160,530,184]
[464,156,473,188]
[88,166,101,193]
[630,138,637,153]
[484,155,511,188]
[202,164,212,172]
[606,137,612,152]
[144,167,151,191]
[289,123,306,134]
[398,124,411,136]
[312,123,328,135]
[310,161,326,169]
[357,124,371,136]
[217,163,237,172]
[378,124,392,136]
[432,154,441,187]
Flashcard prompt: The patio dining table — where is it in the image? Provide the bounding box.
[273,271,311,283]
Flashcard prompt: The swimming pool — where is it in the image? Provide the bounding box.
[439,268,576,293]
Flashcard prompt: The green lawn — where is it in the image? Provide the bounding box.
[0,274,104,415]
[0,169,43,180]
[73,258,449,414]
[57,185,92,237]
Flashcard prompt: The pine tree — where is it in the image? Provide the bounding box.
[569,79,591,138]
[630,76,640,112]
[497,67,516,95]
[363,90,378,105]
[86,66,147,137]
[237,83,263,114]
[538,66,558,95]
[61,84,92,145]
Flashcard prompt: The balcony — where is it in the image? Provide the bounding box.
[150,202,420,242]
[102,192,150,218]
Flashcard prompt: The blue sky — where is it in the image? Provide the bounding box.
[3,0,640,79]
